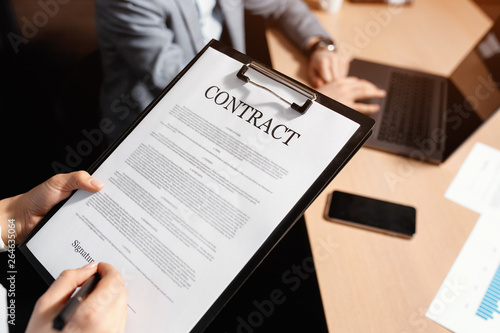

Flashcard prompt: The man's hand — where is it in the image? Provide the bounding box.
[308,49,350,87]
[318,77,386,114]
[0,171,103,245]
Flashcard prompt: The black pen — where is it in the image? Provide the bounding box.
[53,272,101,331]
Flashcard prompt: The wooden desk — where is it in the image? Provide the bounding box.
[267,1,497,331]
[267,0,492,80]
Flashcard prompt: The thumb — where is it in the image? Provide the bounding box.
[14,172,104,243]
[44,171,104,195]
[26,171,104,214]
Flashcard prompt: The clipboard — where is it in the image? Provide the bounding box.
[20,40,374,332]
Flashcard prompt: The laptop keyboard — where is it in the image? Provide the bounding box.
[377,71,435,148]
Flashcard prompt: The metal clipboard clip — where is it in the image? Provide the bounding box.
[237,62,317,114]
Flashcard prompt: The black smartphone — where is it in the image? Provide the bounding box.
[324,191,416,238]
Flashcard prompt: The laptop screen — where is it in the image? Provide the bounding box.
[450,48,500,121]
[444,46,500,160]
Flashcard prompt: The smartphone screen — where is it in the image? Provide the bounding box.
[325,191,416,238]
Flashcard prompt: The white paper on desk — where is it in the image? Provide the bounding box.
[26,47,360,332]
[445,142,500,215]
[426,212,500,332]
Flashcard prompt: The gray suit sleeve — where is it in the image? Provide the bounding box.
[243,0,331,52]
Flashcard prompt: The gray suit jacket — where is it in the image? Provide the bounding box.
[95,0,329,142]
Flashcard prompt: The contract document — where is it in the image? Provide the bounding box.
[21,41,374,332]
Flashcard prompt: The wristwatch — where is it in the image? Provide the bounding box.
[307,37,337,57]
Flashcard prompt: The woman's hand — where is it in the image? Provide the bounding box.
[0,171,103,245]
[25,262,129,333]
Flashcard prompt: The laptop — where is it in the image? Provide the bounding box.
[348,47,500,164]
